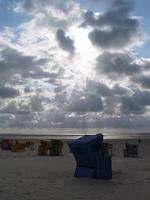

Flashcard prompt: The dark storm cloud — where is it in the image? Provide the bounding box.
[0,85,19,98]
[82,0,140,49]
[67,93,103,112]
[56,29,75,54]
[131,74,150,89]
[0,45,48,80]
[96,52,140,78]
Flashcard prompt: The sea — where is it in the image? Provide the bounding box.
[0,128,150,140]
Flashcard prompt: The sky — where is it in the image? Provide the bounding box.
[0,0,150,131]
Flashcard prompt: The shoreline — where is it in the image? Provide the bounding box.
[0,133,150,140]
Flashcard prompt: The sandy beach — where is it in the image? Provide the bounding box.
[0,139,150,200]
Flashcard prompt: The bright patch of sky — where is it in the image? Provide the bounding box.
[0,0,30,29]
[133,0,150,57]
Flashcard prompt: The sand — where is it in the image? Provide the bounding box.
[0,139,150,200]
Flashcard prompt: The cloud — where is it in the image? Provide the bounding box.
[91,115,150,129]
[112,84,129,95]
[132,90,150,106]
[131,74,150,89]
[56,29,75,54]
[0,84,19,98]
[95,52,140,78]
[0,44,48,80]
[24,87,31,93]
[47,111,65,124]
[86,79,112,96]
[54,85,69,93]
[0,114,15,128]
[16,0,71,15]
[67,93,103,112]
[121,95,146,114]
[14,0,83,30]
[22,68,64,80]
[86,79,129,97]
[121,96,145,114]
[82,0,142,49]
[55,91,68,109]
[22,68,65,88]
[5,113,39,128]
[120,90,150,114]
[0,101,30,114]
[0,94,52,120]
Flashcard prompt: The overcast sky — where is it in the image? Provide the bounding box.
[0,0,150,131]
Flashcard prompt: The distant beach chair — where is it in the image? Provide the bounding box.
[11,141,26,152]
[138,139,141,144]
[68,133,112,179]
[49,139,63,156]
[1,139,12,150]
[38,140,48,156]
[123,141,139,157]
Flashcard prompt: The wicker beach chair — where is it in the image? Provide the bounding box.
[49,139,63,156]
[123,142,139,157]
[38,140,49,156]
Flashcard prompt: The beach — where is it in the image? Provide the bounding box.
[0,139,150,200]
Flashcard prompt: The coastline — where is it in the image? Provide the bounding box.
[0,128,150,140]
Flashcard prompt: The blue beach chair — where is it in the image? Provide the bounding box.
[68,133,112,179]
